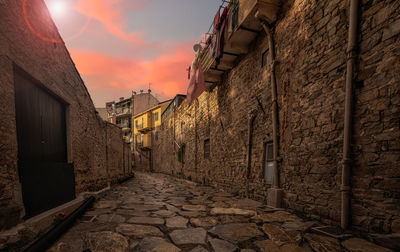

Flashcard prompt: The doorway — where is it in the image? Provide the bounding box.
[14,69,75,218]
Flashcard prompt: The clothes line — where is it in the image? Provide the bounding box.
[197,0,231,46]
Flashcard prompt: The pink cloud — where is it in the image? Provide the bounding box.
[74,0,149,45]
[69,43,194,105]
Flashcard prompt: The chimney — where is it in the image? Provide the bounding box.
[119,97,124,101]
[140,90,143,94]
[132,91,137,95]
[148,89,151,93]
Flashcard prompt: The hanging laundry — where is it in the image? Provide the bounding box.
[187,48,205,105]
[212,7,221,60]
[232,0,239,30]
[213,8,221,30]
[227,6,233,35]
[217,6,229,61]
[187,66,191,80]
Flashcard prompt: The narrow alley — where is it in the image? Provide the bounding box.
[1,0,399,251]
[48,172,390,252]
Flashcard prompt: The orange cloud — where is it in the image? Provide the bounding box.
[69,44,194,105]
[74,0,148,45]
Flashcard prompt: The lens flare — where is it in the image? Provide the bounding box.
[23,0,91,43]
[48,1,67,17]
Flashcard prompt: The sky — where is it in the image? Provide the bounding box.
[43,0,221,107]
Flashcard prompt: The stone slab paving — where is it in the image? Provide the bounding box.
[48,172,395,252]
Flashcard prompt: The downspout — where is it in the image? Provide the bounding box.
[122,139,125,175]
[105,124,110,183]
[341,0,359,230]
[246,110,257,197]
[260,21,280,189]
[246,110,257,179]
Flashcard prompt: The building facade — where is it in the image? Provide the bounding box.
[106,91,159,146]
[133,100,171,171]
[152,0,400,234]
[0,0,131,231]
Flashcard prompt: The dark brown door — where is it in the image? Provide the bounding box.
[14,70,75,218]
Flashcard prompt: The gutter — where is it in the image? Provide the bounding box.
[341,0,359,230]
[23,196,95,252]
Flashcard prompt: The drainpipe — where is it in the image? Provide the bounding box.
[246,109,257,179]
[260,21,280,189]
[341,0,359,230]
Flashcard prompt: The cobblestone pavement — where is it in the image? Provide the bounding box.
[48,172,393,252]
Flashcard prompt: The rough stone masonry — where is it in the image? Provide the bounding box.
[48,172,396,251]
[0,0,131,230]
[152,0,400,233]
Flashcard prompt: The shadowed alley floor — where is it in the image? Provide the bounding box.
[48,172,392,252]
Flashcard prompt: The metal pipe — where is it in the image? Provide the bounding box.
[23,196,95,252]
[341,0,359,230]
[261,22,280,188]
[246,110,257,178]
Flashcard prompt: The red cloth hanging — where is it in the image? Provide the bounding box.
[187,66,191,80]
[187,61,205,105]
[213,8,221,30]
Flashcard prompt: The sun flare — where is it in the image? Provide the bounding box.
[48,1,67,18]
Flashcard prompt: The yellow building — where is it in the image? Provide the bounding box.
[132,100,171,155]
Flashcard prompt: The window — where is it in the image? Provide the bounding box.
[155,131,159,141]
[155,112,159,121]
[135,120,138,128]
[204,139,210,158]
[141,118,144,127]
[264,142,274,184]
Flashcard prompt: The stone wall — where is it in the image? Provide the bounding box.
[153,0,400,233]
[0,0,131,230]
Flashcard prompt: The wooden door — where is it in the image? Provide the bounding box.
[14,70,75,218]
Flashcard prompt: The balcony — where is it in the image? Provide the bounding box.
[137,123,153,133]
[136,133,152,150]
[115,107,132,116]
[200,0,280,89]
[122,127,131,133]
[137,112,153,133]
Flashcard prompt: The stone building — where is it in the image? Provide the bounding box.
[96,107,108,121]
[105,91,160,146]
[161,94,187,122]
[0,0,131,230]
[152,0,400,234]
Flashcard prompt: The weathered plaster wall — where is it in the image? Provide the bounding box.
[153,0,400,232]
[132,93,160,116]
[0,0,131,230]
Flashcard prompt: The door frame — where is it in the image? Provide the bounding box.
[13,63,75,217]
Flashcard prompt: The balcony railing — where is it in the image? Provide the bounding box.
[199,0,280,90]
[137,123,152,132]
[115,107,131,116]
[135,134,152,149]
